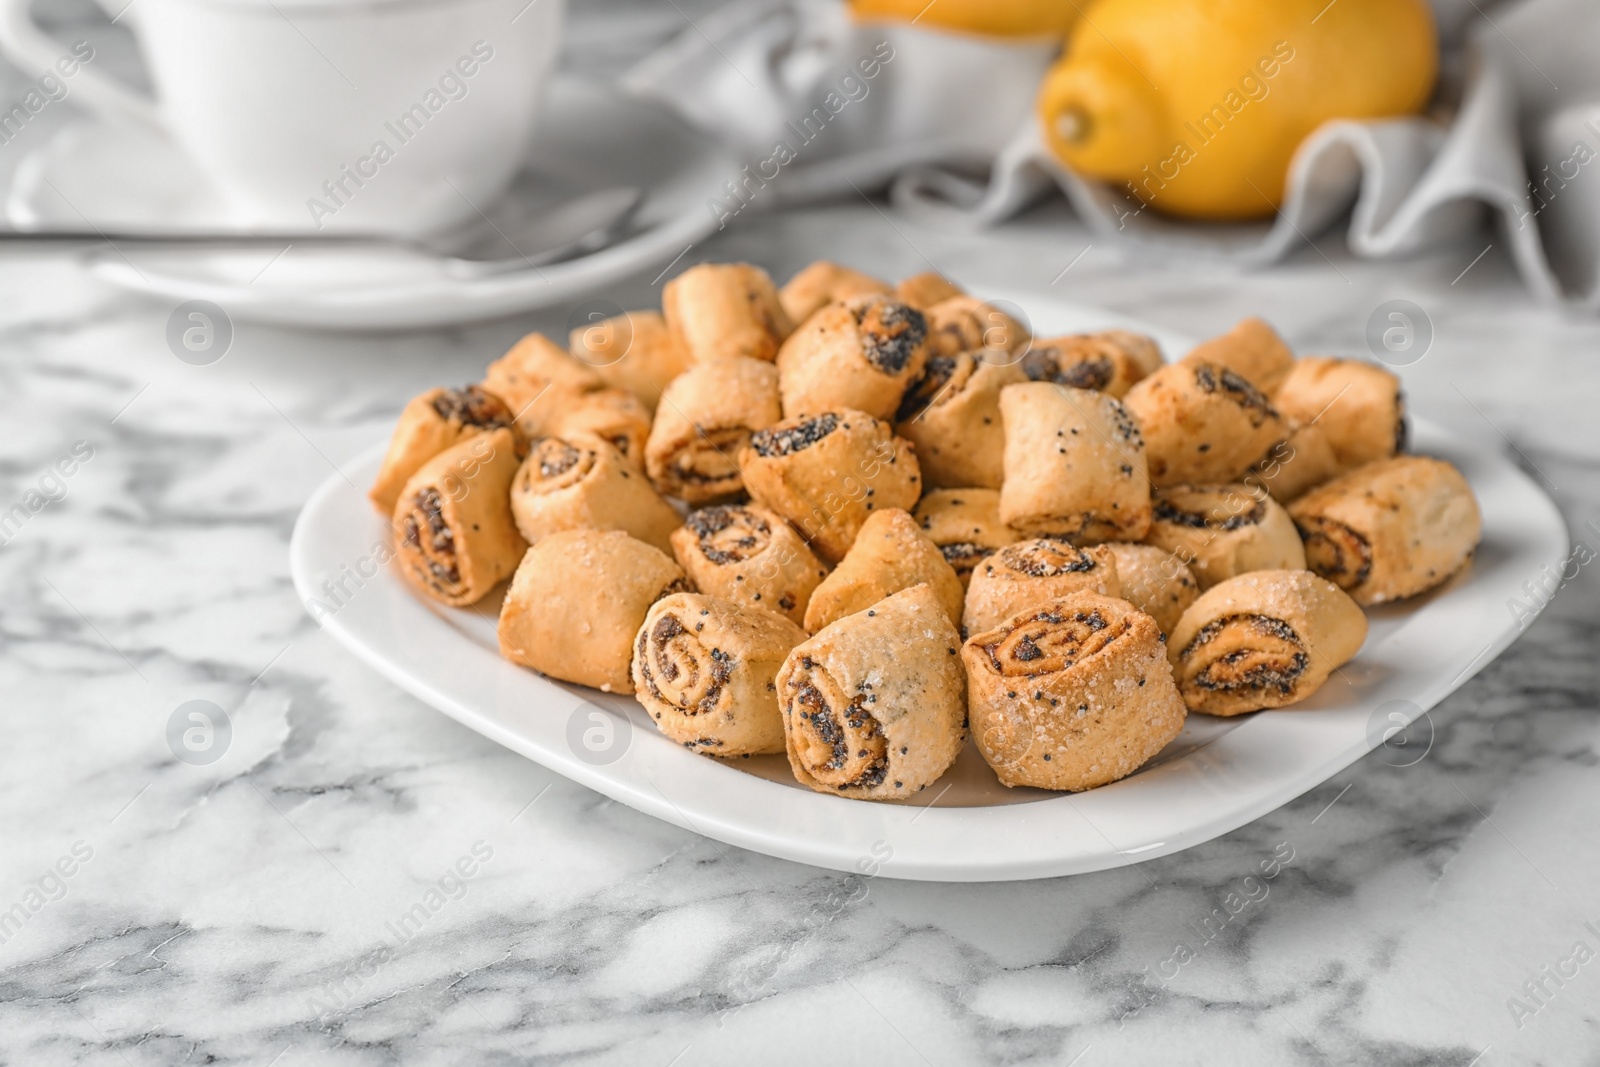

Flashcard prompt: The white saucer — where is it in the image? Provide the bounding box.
[8,77,739,329]
[289,294,1568,880]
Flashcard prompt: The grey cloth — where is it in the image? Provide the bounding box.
[625,0,1600,310]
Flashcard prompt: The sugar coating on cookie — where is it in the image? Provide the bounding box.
[962,591,1187,791]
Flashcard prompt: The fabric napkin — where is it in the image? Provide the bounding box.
[623,0,1600,311]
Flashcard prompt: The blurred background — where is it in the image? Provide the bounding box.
[2,0,1599,1063]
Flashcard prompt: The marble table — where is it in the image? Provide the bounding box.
[4,12,1600,1067]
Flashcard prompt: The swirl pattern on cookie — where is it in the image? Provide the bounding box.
[670,504,828,625]
[633,593,807,755]
[1144,483,1307,590]
[776,295,931,421]
[1289,455,1481,605]
[893,352,1024,489]
[962,591,1187,791]
[370,385,519,515]
[740,410,921,563]
[393,428,526,607]
[963,539,1121,636]
[1167,569,1367,715]
[776,584,966,799]
[511,432,681,552]
[644,356,781,504]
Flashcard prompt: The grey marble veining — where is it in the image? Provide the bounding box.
[1,199,1596,1067]
[3,5,1600,1065]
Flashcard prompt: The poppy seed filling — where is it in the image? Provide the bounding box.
[939,541,987,569]
[982,609,1119,677]
[1002,542,1098,578]
[1154,492,1265,530]
[536,439,585,479]
[794,682,888,789]
[650,615,685,681]
[750,413,840,457]
[686,505,771,565]
[402,487,459,588]
[636,611,732,715]
[1182,614,1309,696]
[432,385,511,429]
[1296,515,1374,590]
[896,355,960,421]
[1022,347,1113,392]
[857,301,927,374]
[1195,363,1278,421]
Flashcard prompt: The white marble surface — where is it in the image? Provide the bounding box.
[3,5,1600,1067]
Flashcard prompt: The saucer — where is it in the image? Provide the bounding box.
[7,77,739,329]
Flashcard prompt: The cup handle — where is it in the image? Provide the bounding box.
[0,0,163,132]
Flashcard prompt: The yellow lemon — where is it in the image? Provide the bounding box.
[1038,0,1438,219]
[850,0,1079,38]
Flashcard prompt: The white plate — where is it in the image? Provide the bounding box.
[9,77,738,330]
[289,295,1568,880]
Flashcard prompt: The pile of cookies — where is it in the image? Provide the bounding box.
[368,261,1482,800]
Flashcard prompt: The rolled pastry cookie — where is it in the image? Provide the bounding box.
[894,352,1024,489]
[568,310,691,411]
[777,295,931,420]
[779,260,891,326]
[670,503,829,626]
[510,433,681,553]
[962,591,1187,791]
[776,583,967,798]
[483,332,604,439]
[1273,356,1406,470]
[663,262,793,363]
[893,271,964,309]
[1144,483,1307,590]
[998,382,1152,543]
[1098,329,1165,377]
[1182,317,1294,394]
[644,357,782,504]
[1020,332,1158,398]
[1244,421,1342,503]
[738,410,922,564]
[1103,542,1200,637]
[498,528,690,692]
[963,540,1121,636]
[923,295,1031,359]
[632,593,808,755]
[370,385,518,516]
[803,508,965,632]
[1123,359,1288,487]
[547,388,653,470]
[912,488,1020,588]
[1167,569,1367,715]
[393,429,526,607]
[1289,455,1481,605]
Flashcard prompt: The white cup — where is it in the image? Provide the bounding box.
[0,0,566,233]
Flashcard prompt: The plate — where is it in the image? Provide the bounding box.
[8,77,739,330]
[289,294,1568,880]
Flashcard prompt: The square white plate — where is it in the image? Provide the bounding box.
[289,294,1568,881]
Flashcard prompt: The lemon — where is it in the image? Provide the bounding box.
[850,0,1079,38]
[1038,0,1438,219]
